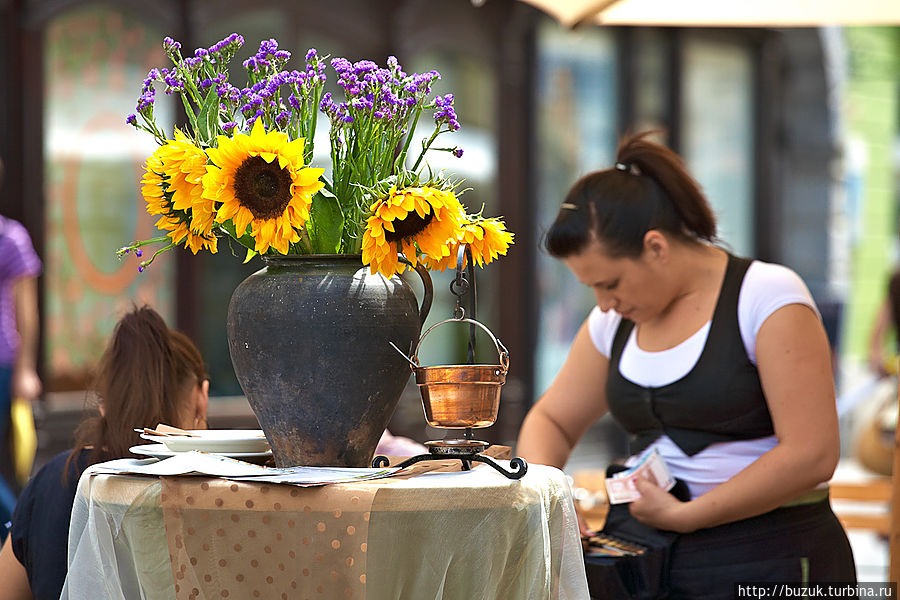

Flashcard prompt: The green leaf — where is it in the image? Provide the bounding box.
[307,189,344,254]
[219,220,257,253]
[243,248,257,264]
[196,88,220,144]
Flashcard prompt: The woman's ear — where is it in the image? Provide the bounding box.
[642,229,669,262]
[194,379,210,429]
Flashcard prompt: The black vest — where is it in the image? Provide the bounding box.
[606,254,774,457]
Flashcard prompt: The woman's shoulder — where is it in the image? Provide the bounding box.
[742,260,814,305]
[738,260,818,345]
[587,305,623,357]
[22,449,90,497]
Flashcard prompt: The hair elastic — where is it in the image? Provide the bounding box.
[560,203,578,210]
[614,162,629,172]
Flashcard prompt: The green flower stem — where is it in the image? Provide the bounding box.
[411,123,443,172]
[139,242,177,269]
[117,235,172,257]
[396,108,423,171]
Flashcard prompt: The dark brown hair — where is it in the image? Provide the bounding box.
[544,131,717,258]
[65,305,207,475]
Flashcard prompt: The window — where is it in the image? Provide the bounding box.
[43,4,174,389]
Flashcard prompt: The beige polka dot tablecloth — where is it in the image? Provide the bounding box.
[162,478,376,600]
[63,450,589,600]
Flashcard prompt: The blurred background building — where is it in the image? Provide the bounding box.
[0,0,898,480]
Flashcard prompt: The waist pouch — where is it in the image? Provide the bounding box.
[583,465,689,600]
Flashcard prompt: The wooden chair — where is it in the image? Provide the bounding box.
[830,477,892,536]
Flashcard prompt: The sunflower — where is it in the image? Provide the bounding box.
[361,185,464,277]
[203,120,325,254]
[141,134,218,254]
[423,217,514,271]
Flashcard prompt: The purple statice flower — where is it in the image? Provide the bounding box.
[194,47,209,58]
[433,93,459,130]
[183,57,202,69]
[208,35,230,54]
[222,121,238,132]
[353,60,377,75]
[163,37,181,51]
[163,73,185,94]
[350,97,372,111]
[256,39,278,58]
[452,147,464,158]
[275,110,290,126]
[305,48,318,62]
[142,68,161,89]
[288,93,302,110]
[331,57,352,76]
[125,113,137,125]
[320,91,335,115]
[136,90,155,112]
[137,265,145,273]
[135,249,144,258]
[243,56,260,72]
[274,50,291,61]
[199,78,214,90]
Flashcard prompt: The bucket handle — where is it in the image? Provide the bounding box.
[411,317,509,371]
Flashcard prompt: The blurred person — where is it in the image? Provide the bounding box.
[517,132,854,597]
[0,305,209,600]
[855,266,900,476]
[0,156,42,539]
[867,266,900,377]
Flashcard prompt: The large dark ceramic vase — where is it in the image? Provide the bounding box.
[226,254,432,467]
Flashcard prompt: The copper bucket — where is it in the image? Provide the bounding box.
[409,318,510,429]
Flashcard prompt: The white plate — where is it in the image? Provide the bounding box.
[140,429,270,453]
[130,444,273,464]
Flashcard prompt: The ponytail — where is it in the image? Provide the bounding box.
[544,131,717,258]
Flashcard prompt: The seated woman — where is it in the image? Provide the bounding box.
[0,305,209,600]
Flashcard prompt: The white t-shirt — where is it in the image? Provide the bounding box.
[586,260,819,498]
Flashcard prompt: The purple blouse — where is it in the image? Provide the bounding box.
[0,216,41,366]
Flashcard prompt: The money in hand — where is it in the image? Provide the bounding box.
[604,448,675,504]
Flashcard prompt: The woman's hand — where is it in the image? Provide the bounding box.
[628,478,695,533]
[575,505,597,538]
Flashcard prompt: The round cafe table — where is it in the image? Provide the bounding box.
[60,457,588,600]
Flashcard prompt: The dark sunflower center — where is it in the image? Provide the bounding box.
[384,210,434,243]
[233,155,293,219]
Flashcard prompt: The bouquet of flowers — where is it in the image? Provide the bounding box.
[121,33,513,277]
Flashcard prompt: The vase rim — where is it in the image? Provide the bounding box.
[262,253,363,263]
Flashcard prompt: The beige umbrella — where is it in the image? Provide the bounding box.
[515,0,900,28]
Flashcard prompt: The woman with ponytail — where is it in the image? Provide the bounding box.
[517,132,854,596]
[0,305,209,600]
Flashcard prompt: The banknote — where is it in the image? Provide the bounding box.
[604,448,675,504]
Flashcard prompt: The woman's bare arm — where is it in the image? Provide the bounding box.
[517,319,610,469]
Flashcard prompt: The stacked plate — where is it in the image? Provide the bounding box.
[130,430,272,464]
